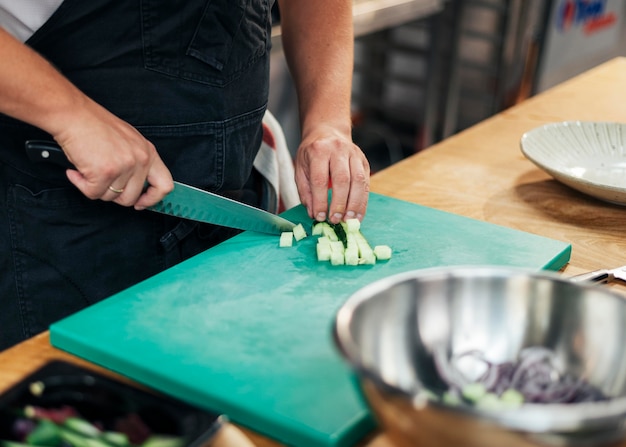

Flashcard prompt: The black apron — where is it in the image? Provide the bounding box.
[0,0,272,350]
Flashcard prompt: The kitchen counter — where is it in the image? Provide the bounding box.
[270,0,445,52]
[1,57,626,447]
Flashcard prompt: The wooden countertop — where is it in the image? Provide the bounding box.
[1,57,626,447]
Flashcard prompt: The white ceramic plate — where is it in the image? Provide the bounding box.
[520,121,626,205]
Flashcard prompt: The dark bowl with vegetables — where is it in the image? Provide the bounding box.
[333,266,626,447]
[0,361,223,447]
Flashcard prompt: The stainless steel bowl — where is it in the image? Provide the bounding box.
[333,266,626,447]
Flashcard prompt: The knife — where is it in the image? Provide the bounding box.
[570,265,626,284]
[25,140,297,235]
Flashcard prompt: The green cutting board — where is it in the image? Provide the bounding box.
[50,193,571,447]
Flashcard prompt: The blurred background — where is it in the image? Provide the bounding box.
[268,0,626,173]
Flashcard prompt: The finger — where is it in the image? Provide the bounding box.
[110,176,146,206]
[65,169,111,200]
[134,162,174,210]
[294,167,314,219]
[344,155,370,221]
[307,157,332,222]
[327,156,351,224]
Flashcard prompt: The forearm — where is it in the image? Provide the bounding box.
[0,27,173,209]
[277,0,354,137]
[0,27,90,137]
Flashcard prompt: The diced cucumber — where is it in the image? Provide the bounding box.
[476,392,501,410]
[462,383,487,402]
[317,243,332,261]
[344,247,359,265]
[330,251,345,266]
[344,218,360,233]
[373,245,392,260]
[330,241,345,254]
[321,223,338,241]
[26,419,61,446]
[310,219,391,267]
[330,222,348,247]
[317,236,331,247]
[500,388,525,408]
[59,427,90,447]
[312,222,324,236]
[101,432,130,447]
[279,232,293,247]
[292,223,307,241]
[442,390,462,406]
[63,417,101,438]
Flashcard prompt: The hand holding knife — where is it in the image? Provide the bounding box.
[25,140,296,235]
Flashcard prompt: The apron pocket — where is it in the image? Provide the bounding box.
[138,103,265,191]
[141,0,270,86]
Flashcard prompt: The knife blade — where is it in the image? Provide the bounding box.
[25,140,297,235]
[570,266,626,284]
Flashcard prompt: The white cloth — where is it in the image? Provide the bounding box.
[0,0,63,41]
[254,110,300,213]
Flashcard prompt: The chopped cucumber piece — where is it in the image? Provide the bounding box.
[101,432,130,447]
[26,419,61,446]
[59,427,91,447]
[476,392,501,410]
[462,382,487,402]
[330,251,345,266]
[442,390,462,406]
[321,223,338,241]
[358,252,376,265]
[64,417,101,438]
[317,236,331,247]
[373,245,392,260]
[500,388,525,408]
[345,218,360,233]
[279,232,293,247]
[312,222,324,236]
[330,222,348,247]
[292,223,307,241]
[344,247,359,265]
[310,219,391,267]
[316,243,332,261]
[330,241,345,254]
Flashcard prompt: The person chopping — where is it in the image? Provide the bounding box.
[0,0,369,350]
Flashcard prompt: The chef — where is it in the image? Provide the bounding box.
[0,0,369,350]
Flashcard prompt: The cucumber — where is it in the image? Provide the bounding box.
[314,218,392,265]
[311,222,324,236]
[329,222,348,248]
[292,223,307,241]
[100,432,130,447]
[63,417,101,438]
[279,232,293,247]
[58,427,90,447]
[373,245,392,261]
[26,419,61,446]
[461,382,487,402]
[500,388,524,408]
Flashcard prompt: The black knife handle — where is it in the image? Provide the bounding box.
[25,140,75,169]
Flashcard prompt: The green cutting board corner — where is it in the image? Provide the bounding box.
[50,193,571,447]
